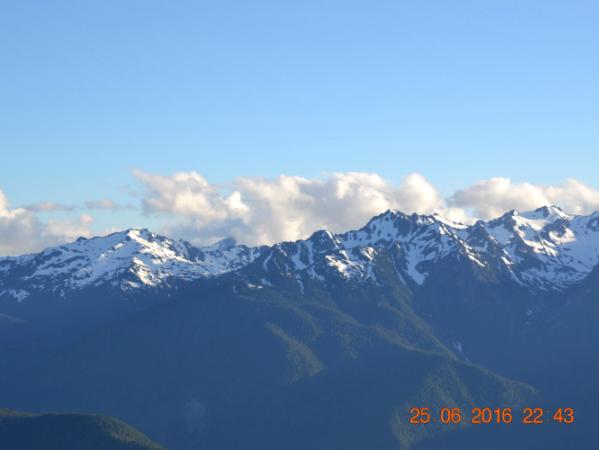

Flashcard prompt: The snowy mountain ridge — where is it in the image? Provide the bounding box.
[0,228,264,299]
[257,205,599,291]
[2,206,599,301]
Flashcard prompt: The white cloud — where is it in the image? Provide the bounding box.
[4,172,599,255]
[449,177,599,219]
[84,199,132,210]
[134,170,599,246]
[44,214,94,243]
[23,201,76,212]
[0,190,94,255]
[23,199,130,212]
[134,170,449,246]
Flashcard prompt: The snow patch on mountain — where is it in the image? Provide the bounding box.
[0,289,30,302]
[2,206,599,299]
[0,229,265,295]
[252,206,599,291]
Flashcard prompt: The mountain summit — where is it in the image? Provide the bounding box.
[1,206,599,301]
[0,228,264,298]
[1,207,598,450]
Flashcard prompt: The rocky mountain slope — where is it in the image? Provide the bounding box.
[2,206,598,301]
[0,229,265,297]
[1,205,598,450]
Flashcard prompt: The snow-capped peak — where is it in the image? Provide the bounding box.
[0,230,265,298]
[251,207,599,291]
[2,206,599,301]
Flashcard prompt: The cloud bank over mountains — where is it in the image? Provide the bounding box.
[449,177,599,219]
[135,170,599,246]
[135,171,452,246]
[2,171,599,255]
[0,190,94,255]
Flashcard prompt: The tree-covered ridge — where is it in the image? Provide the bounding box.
[0,408,165,450]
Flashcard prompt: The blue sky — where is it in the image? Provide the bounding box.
[1,1,599,252]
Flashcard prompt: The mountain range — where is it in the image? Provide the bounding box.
[2,205,599,297]
[1,205,597,449]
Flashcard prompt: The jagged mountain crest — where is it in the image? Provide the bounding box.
[0,228,265,298]
[251,206,599,291]
[2,206,599,301]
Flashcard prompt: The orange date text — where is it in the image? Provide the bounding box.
[408,407,574,425]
